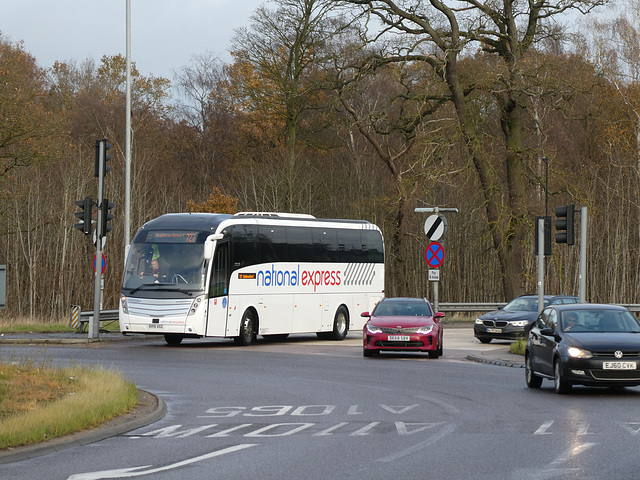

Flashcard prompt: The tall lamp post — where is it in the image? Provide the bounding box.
[125,0,132,249]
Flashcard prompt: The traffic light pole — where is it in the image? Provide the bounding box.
[537,218,545,313]
[579,207,588,303]
[90,140,107,339]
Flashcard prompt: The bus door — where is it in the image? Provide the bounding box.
[206,240,230,337]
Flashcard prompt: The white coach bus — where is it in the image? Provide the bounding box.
[119,212,385,345]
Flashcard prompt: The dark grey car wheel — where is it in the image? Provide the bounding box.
[554,359,571,394]
[525,354,542,388]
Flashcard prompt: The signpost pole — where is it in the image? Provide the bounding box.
[433,279,439,313]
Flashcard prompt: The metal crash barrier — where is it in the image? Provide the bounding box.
[69,305,119,333]
[437,302,640,315]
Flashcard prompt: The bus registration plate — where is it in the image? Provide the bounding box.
[388,335,410,342]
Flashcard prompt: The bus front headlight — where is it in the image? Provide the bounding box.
[188,295,204,316]
[121,296,129,314]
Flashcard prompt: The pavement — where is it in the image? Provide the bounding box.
[465,348,525,368]
[0,331,147,345]
[0,326,523,463]
[440,322,525,368]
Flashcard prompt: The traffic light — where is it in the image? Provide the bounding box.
[555,203,575,245]
[94,138,112,177]
[73,197,93,235]
[99,198,115,237]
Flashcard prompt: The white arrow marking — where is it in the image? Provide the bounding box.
[395,421,446,435]
[534,420,554,435]
[621,422,640,435]
[511,442,597,480]
[380,404,419,414]
[67,444,257,479]
[380,423,456,462]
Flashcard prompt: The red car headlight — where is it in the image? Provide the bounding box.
[366,324,383,334]
[416,325,434,334]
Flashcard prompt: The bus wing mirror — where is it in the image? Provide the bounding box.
[204,234,223,260]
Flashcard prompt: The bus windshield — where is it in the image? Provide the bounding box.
[122,230,208,295]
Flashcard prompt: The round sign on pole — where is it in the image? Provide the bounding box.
[424,214,447,241]
[93,253,106,274]
[425,242,445,269]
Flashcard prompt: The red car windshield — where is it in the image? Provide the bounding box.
[374,302,432,317]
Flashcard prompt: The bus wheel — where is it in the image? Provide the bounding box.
[235,310,256,346]
[331,306,349,341]
[164,334,183,346]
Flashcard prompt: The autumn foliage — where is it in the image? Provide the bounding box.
[1,0,640,321]
[186,188,238,214]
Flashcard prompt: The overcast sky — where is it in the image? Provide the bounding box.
[0,0,264,81]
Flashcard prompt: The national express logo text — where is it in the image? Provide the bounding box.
[250,265,342,292]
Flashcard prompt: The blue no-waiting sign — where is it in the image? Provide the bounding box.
[93,253,106,274]
[425,242,445,268]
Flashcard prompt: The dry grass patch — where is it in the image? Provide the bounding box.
[0,359,138,449]
[0,314,120,333]
[0,315,72,333]
[0,363,76,417]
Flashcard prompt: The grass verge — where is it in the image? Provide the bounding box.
[0,317,120,334]
[0,323,75,334]
[509,338,526,356]
[0,358,138,449]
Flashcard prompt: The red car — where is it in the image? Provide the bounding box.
[362,297,444,358]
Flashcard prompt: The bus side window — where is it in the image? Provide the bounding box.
[312,228,338,263]
[258,226,287,264]
[210,242,229,298]
[338,229,362,263]
[231,225,258,270]
[287,227,314,263]
[362,230,384,263]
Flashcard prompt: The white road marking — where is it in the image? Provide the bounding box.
[66,444,257,479]
[313,422,350,436]
[350,422,380,436]
[534,420,554,435]
[379,423,456,463]
[620,422,640,435]
[511,442,597,480]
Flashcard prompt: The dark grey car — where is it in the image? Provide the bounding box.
[525,303,640,393]
[474,295,578,343]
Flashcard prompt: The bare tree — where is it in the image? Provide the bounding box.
[230,0,347,211]
[173,53,232,189]
[331,55,449,295]
[342,0,607,299]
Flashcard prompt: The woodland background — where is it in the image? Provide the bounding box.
[1,0,639,320]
